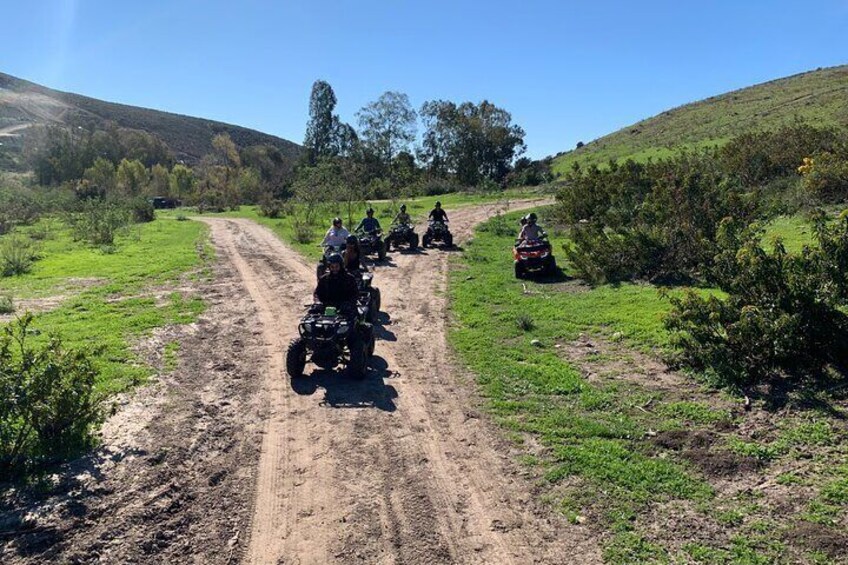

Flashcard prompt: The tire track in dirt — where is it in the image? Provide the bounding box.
[201,198,601,565]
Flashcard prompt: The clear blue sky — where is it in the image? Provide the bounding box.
[3,0,848,159]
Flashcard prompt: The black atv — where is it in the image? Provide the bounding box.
[286,304,375,380]
[354,270,382,324]
[422,221,453,248]
[513,234,557,279]
[316,244,346,279]
[385,223,419,252]
[357,229,387,261]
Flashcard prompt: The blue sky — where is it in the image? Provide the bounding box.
[3,0,848,159]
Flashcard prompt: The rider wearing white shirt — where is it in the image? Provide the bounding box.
[322,217,350,247]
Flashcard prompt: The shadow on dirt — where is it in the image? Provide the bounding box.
[374,312,397,342]
[289,356,398,411]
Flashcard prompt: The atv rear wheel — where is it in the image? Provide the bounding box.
[286,337,307,378]
[359,325,376,357]
[377,240,387,261]
[422,234,431,247]
[367,289,380,323]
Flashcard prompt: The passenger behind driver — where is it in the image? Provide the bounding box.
[518,213,544,242]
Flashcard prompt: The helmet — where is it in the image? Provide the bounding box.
[528,213,538,223]
[332,217,342,226]
[435,201,442,208]
[520,216,528,225]
[400,204,407,211]
[346,234,358,245]
[327,253,343,265]
[366,208,374,216]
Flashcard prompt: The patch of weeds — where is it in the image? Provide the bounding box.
[604,531,668,564]
[726,438,780,462]
[776,472,803,485]
[657,401,731,426]
[516,313,535,331]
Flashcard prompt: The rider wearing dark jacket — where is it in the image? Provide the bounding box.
[343,234,364,272]
[355,208,382,233]
[314,254,359,310]
[428,201,449,223]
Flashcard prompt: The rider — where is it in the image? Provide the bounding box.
[343,234,365,273]
[392,204,411,225]
[322,217,350,248]
[314,253,359,313]
[355,208,382,234]
[428,201,449,223]
[518,212,544,242]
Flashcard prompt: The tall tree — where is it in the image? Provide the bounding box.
[304,80,339,163]
[356,91,417,171]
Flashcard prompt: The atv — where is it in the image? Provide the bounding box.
[385,223,419,252]
[316,243,346,279]
[422,221,453,248]
[286,304,375,380]
[513,234,557,279]
[357,229,387,261]
[354,270,382,324]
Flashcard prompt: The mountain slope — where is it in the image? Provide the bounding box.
[0,72,302,168]
[552,64,848,174]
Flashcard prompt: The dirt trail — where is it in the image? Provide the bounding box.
[200,199,600,564]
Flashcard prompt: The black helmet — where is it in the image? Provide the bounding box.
[435,201,442,207]
[327,253,343,265]
[346,234,358,245]
[528,212,538,223]
[332,217,342,226]
[400,204,407,211]
[366,208,374,216]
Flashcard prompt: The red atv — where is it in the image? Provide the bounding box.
[513,234,557,278]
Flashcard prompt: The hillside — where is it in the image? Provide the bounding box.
[0,71,302,169]
[552,64,848,174]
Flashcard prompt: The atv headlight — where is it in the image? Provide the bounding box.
[336,322,350,335]
[300,322,313,336]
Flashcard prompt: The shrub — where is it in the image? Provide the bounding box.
[666,214,848,389]
[65,199,131,246]
[127,196,156,223]
[0,314,103,479]
[0,294,13,314]
[516,314,535,332]
[1,235,40,276]
[258,194,286,218]
[800,153,848,203]
[292,215,315,244]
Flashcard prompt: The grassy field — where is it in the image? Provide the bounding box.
[448,208,848,563]
[552,65,848,174]
[0,216,210,395]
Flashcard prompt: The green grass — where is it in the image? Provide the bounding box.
[449,207,848,563]
[552,65,848,174]
[0,216,210,395]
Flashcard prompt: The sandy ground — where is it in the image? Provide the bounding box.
[1,200,601,564]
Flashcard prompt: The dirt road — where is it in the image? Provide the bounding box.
[207,200,600,565]
[1,200,600,564]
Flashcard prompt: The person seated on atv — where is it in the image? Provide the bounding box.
[518,213,544,243]
[392,204,411,225]
[343,234,366,273]
[322,217,350,247]
[428,201,449,224]
[313,253,359,315]
[355,208,382,234]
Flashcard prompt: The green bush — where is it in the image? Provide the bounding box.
[0,314,103,479]
[258,194,286,218]
[64,199,131,246]
[292,215,316,244]
[800,152,848,203]
[127,197,156,223]
[0,294,13,314]
[666,214,848,389]
[1,234,41,276]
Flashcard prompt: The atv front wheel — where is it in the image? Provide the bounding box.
[348,340,367,380]
[444,233,453,247]
[410,233,419,250]
[514,261,526,279]
[545,256,558,276]
[286,338,308,378]
[377,240,387,261]
[422,235,431,247]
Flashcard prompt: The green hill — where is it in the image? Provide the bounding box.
[0,71,302,170]
[552,64,848,174]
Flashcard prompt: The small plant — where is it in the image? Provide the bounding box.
[0,294,13,314]
[176,214,188,221]
[516,313,535,331]
[0,314,103,479]
[64,199,131,246]
[1,234,40,276]
[258,194,286,218]
[292,215,315,244]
